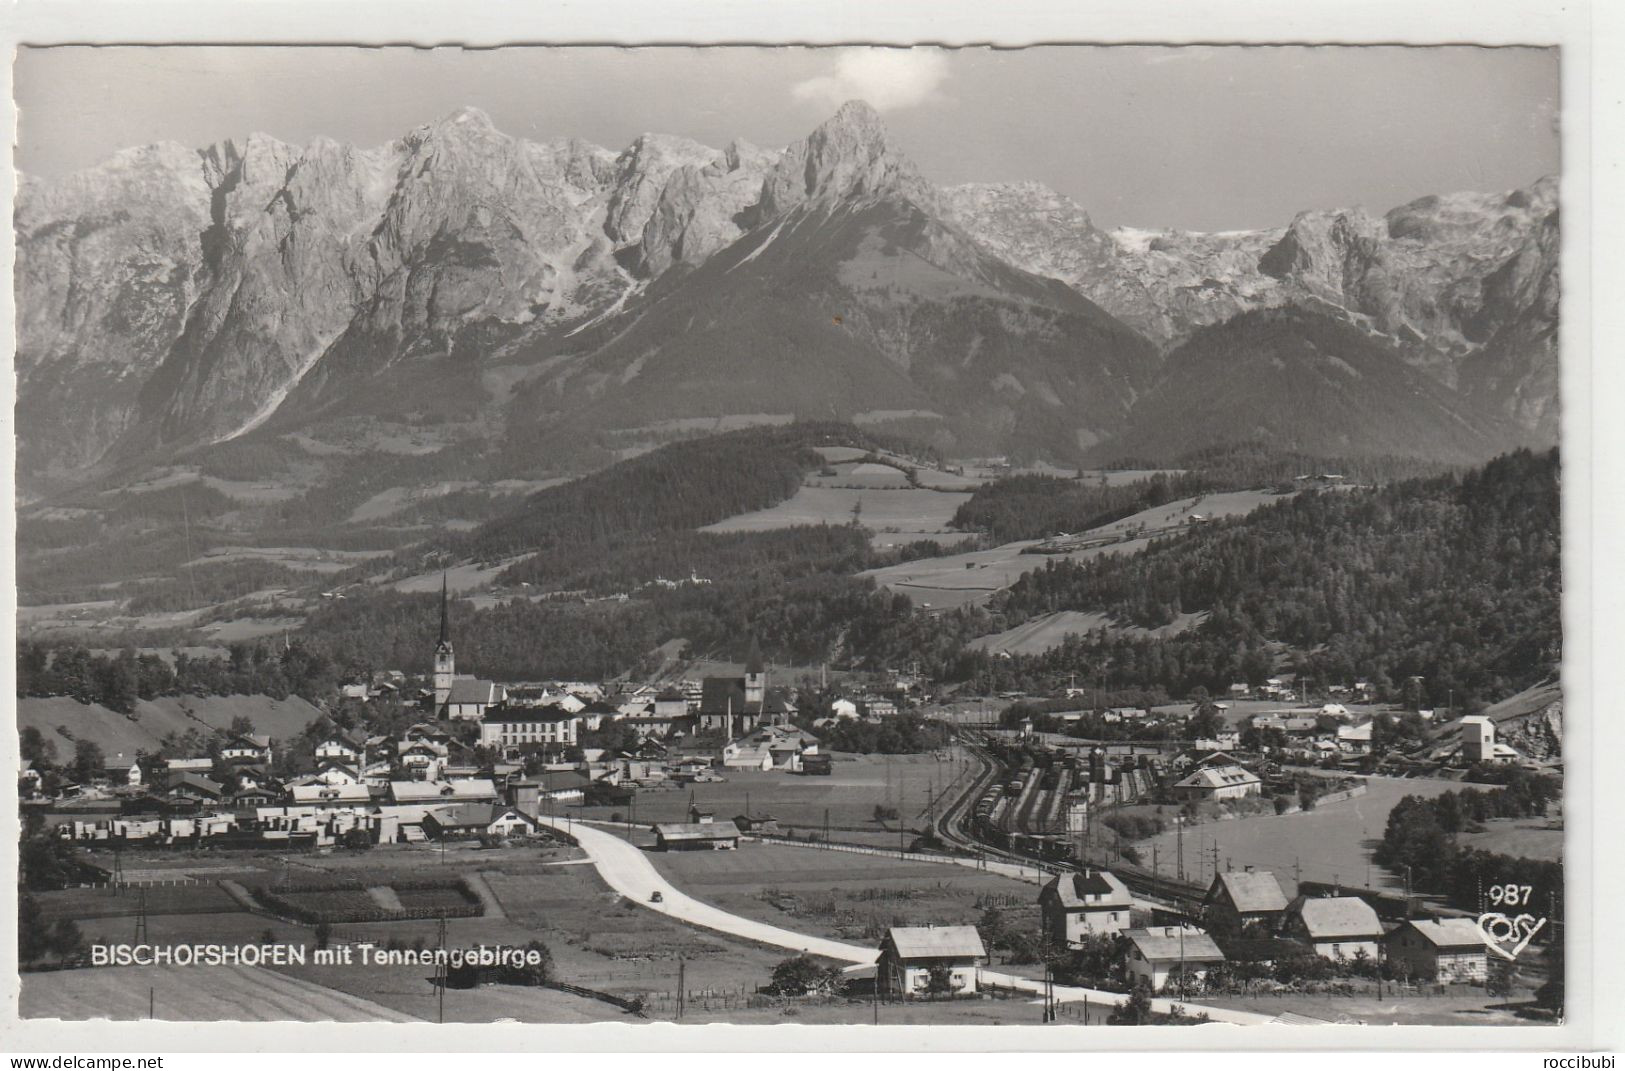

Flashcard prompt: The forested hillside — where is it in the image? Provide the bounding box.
[950,444,1458,544]
[972,449,1559,707]
[379,422,903,588]
[1094,307,1510,464]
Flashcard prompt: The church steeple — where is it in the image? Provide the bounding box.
[433,573,455,708]
[438,572,450,646]
[744,636,766,707]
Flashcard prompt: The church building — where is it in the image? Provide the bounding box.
[430,574,505,721]
[696,638,796,737]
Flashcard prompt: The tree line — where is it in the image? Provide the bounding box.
[1374,769,1563,917]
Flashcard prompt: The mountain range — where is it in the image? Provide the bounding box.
[15,100,1559,499]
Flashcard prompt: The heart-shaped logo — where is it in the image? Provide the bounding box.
[1476,912,1547,960]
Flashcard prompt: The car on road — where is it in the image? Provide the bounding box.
[649,891,664,903]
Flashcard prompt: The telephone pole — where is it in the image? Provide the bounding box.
[133,887,148,945]
[1175,816,1185,883]
[436,912,448,1024]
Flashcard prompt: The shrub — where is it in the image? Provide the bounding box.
[769,954,841,996]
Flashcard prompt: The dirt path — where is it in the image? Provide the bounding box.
[366,885,404,912]
[461,870,507,920]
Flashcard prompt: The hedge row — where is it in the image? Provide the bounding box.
[250,877,482,924]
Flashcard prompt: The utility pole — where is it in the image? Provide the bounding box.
[1175,815,1185,883]
[677,957,686,1021]
[436,912,448,1024]
[133,887,148,945]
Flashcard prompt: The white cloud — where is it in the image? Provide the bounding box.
[791,48,950,113]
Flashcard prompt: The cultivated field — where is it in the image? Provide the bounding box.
[1137,775,1471,892]
[18,693,324,761]
[1456,817,1564,862]
[649,842,1041,949]
[702,485,974,549]
[20,963,420,1022]
[573,753,980,844]
[184,545,384,573]
[969,610,1207,656]
[1196,983,1547,1027]
[864,488,1290,609]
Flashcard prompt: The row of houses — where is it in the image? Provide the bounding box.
[1035,866,1491,989]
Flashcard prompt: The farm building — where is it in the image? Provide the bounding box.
[221,733,274,766]
[388,779,500,806]
[720,744,774,771]
[1382,919,1490,984]
[1205,869,1291,933]
[1336,722,1374,753]
[651,822,740,851]
[1122,926,1226,992]
[1039,868,1134,946]
[733,813,780,834]
[314,735,367,764]
[1173,764,1262,801]
[1283,896,1385,961]
[166,773,224,803]
[422,804,538,840]
[877,925,987,998]
[290,783,373,809]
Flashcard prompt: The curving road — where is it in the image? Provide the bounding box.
[535,816,877,964]
[536,817,1272,1025]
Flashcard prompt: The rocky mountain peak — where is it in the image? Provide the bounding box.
[603,132,722,247]
[756,98,934,218]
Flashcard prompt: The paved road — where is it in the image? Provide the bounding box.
[535,816,877,963]
[537,817,1272,1025]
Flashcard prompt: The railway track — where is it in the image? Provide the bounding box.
[933,727,1210,913]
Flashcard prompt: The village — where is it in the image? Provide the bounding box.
[17,582,1563,1026]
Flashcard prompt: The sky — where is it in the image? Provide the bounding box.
[13,45,1560,231]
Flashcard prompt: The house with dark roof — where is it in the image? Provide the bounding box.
[878,925,987,997]
[1205,868,1291,933]
[1381,919,1489,983]
[166,773,224,804]
[1284,895,1385,961]
[1123,926,1226,992]
[221,733,273,767]
[422,804,538,840]
[1039,868,1135,946]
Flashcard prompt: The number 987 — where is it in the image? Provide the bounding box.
[1489,884,1534,907]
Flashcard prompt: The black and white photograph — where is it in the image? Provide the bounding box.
[3,15,1613,1053]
